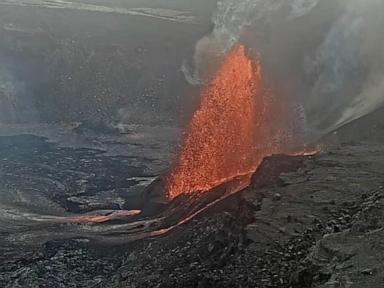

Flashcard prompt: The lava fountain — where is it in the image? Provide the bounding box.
[166,45,277,199]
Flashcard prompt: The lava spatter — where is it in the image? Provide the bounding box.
[166,45,270,199]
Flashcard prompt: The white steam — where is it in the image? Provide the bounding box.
[183,0,319,84]
[184,0,384,136]
[0,65,35,123]
[0,67,19,123]
[307,0,384,133]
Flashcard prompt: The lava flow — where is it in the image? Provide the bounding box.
[166,45,273,199]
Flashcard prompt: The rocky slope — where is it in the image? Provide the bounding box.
[107,143,384,288]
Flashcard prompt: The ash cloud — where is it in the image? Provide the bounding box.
[185,0,384,136]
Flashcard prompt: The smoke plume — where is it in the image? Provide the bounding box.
[184,0,384,136]
[183,0,319,85]
[306,0,384,133]
[0,64,35,123]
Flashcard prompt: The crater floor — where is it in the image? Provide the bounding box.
[1,130,384,287]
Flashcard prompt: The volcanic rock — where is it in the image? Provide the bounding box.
[2,136,384,288]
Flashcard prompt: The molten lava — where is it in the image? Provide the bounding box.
[166,45,271,199]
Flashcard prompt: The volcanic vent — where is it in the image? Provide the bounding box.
[166,45,286,199]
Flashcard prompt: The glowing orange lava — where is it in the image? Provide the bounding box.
[62,210,141,224]
[166,45,271,199]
